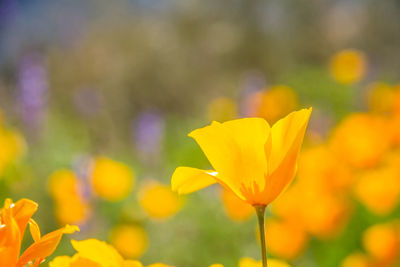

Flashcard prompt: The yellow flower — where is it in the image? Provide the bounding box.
[147,264,173,267]
[265,218,308,259]
[341,252,373,267]
[329,49,367,84]
[250,86,298,124]
[208,97,238,122]
[0,128,26,176]
[329,113,391,168]
[209,264,224,267]
[91,157,134,201]
[50,239,143,267]
[221,188,253,221]
[239,257,291,267]
[139,181,182,220]
[362,222,400,263]
[171,108,312,206]
[110,224,148,259]
[354,166,400,216]
[48,169,90,225]
[0,198,79,267]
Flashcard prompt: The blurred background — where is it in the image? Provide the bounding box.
[1,0,400,266]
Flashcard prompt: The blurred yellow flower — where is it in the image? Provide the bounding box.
[239,257,291,267]
[221,188,253,221]
[250,85,298,124]
[209,264,224,267]
[366,82,396,114]
[341,252,373,267]
[329,113,391,168]
[48,169,90,225]
[354,166,400,216]
[172,108,311,206]
[91,157,134,201]
[139,181,182,220]
[265,218,307,259]
[50,238,142,267]
[329,49,367,84]
[110,224,148,259]
[0,198,79,267]
[0,127,26,176]
[362,222,400,263]
[147,264,173,267]
[208,97,238,122]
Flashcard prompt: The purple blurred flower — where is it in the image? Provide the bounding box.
[133,110,165,164]
[17,53,48,135]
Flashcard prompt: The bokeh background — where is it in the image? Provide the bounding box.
[1,0,400,266]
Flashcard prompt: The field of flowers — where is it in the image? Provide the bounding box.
[1,1,400,267]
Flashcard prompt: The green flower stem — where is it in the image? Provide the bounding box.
[255,205,268,267]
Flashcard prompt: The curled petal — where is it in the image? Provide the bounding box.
[171,167,218,194]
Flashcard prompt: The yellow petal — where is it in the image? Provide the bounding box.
[71,239,124,267]
[29,219,41,242]
[262,108,312,205]
[171,167,218,194]
[189,118,270,201]
[16,224,79,267]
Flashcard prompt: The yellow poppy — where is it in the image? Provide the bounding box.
[171,108,312,206]
[49,239,143,267]
[0,198,79,267]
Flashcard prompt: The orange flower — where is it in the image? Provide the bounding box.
[264,218,308,259]
[171,108,312,206]
[0,198,79,267]
[329,113,391,168]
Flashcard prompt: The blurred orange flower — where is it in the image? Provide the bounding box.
[341,252,373,267]
[366,82,396,114]
[265,218,308,259]
[171,108,311,206]
[354,166,400,216]
[329,49,367,84]
[249,85,298,124]
[329,113,391,168]
[0,198,79,267]
[362,222,400,264]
